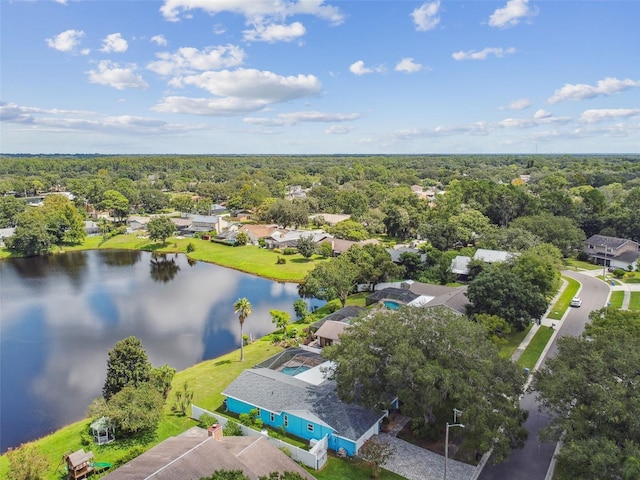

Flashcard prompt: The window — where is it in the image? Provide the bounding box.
[307,423,314,432]
[284,415,288,427]
[270,412,275,422]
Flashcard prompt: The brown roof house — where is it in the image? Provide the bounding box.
[584,234,639,270]
[102,426,316,480]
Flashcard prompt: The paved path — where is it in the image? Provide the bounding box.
[380,433,476,480]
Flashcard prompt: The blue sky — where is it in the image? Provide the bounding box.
[1,0,639,154]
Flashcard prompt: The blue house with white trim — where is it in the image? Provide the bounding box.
[222,349,394,456]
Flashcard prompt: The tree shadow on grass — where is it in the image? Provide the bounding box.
[289,257,315,264]
[214,359,232,366]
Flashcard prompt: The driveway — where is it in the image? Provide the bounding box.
[379,433,476,480]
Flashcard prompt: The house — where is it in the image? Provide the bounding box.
[367,282,469,315]
[186,214,230,235]
[169,216,192,234]
[126,216,149,232]
[214,229,241,245]
[366,287,421,307]
[314,320,349,347]
[309,213,351,227]
[239,224,283,245]
[450,248,518,277]
[102,426,315,480]
[0,227,16,245]
[319,238,380,256]
[584,234,640,270]
[223,349,394,457]
[386,245,427,264]
[285,185,309,200]
[265,230,331,250]
[84,220,100,236]
[309,306,365,333]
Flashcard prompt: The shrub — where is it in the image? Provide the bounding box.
[272,248,282,254]
[276,256,286,264]
[223,421,244,436]
[613,268,626,278]
[198,413,217,429]
[283,247,296,255]
[576,251,589,261]
[186,242,195,253]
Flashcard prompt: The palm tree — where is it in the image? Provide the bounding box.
[233,297,252,361]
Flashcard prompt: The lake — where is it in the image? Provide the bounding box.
[0,250,322,452]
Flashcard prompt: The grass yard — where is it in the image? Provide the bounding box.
[609,291,625,308]
[622,272,640,284]
[312,456,406,480]
[547,276,580,320]
[498,325,532,359]
[516,326,554,371]
[563,258,602,271]
[629,292,640,310]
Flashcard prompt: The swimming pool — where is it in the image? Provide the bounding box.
[281,365,311,376]
[384,300,402,310]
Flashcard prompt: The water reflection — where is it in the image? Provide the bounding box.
[150,253,181,283]
[0,250,323,452]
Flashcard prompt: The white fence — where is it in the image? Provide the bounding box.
[191,404,327,470]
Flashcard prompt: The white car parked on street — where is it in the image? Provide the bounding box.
[570,296,582,307]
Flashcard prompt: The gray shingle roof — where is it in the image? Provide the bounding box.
[223,369,385,442]
[310,306,365,331]
[586,234,638,250]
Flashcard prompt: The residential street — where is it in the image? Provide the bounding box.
[477,270,610,480]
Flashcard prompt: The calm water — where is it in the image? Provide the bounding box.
[0,250,321,452]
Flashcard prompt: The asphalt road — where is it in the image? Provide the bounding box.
[477,270,610,480]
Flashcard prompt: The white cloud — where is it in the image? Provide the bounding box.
[411,1,441,31]
[548,77,640,104]
[534,109,552,119]
[54,0,68,4]
[45,29,86,53]
[488,0,537,28]
[243,21,306,43]
[579,108,640,124]
[87,61,149,90]
[452,47,516,61]
[153,96,269,115]
[154,69,322,116]
[175,68,322,101]
[100,33,128,53]
[147,45,245,76]
[244,111,360,126]
[151,35,168,46]
[160,0,345,25]
[395,57,423,73]
[0,101,203,136]
[502,98,531,110]
[325,125,355,134]
[349,60,385,76]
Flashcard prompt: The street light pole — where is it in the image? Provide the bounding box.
[444,409,464,480]
[601,243,607,279]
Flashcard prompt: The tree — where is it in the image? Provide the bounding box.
[42,195,86,245]
[6,443,49,480]
[235,231,248,246]
[357,437,395,478]
[510,214,585,257]
[466,265,548,331]
[510,244,562,298]
[324,307,528,463]
[170,193,195,215]
[233,298,252,361]
[270,309,290,334]
[318,241,333,258]
[150,364,176,399]
[329,219,370,241]
[0,195,26,228]
[300,256,359,307]
[100,189,130,223]
[531,309,640,480]
[296,235,317,259]
[139,188,169,213]
[342,243,402,291]
[293,299,309,321]
[147,216,176,245]
[94,383,164,436]
[172,381,194,416]
[102,336,152,400]
[6,209,53,256]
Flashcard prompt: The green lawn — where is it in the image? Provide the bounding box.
[517,326,554,371]
[629,292,640,310]
[621,272,640,284]
[609,291,625,308]
[563,258,602,271]
[312,456,406,480]
[547,276,580,321]
[498,325,532,359]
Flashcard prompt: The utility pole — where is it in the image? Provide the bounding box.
[444,408,464,480]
